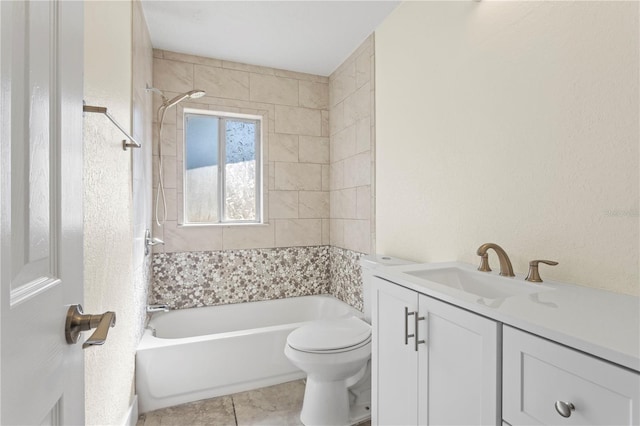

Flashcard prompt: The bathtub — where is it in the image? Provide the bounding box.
[136,294,361,413]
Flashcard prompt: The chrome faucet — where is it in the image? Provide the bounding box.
[147,304,169,313]
[476,243,515,277]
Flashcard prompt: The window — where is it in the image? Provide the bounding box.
[183,109,262,224]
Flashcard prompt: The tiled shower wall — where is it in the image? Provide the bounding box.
[150,37,375,311]
[151,50,330,251]
[329,35,375,254]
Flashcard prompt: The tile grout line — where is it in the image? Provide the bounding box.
[231,395,239,426]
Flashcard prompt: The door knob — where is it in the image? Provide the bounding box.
[65,304,116,349]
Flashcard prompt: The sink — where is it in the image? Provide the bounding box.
[405,267,551,300]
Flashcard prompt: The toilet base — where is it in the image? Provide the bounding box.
[300,363,371,426]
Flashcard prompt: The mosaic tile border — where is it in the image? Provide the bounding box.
[328,246,366,311]
[151,246,331,309]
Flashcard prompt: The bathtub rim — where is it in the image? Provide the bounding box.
[138,294,363,350]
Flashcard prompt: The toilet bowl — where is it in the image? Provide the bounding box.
[284,316,372,426]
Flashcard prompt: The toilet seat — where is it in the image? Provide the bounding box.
[287,316,371,354]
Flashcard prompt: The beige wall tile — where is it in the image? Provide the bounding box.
[329,101,344,136]
[321,110,329,137]
[356,186,371,220]
[330,188,357,219]
[154,59,194,94]
[343,219,371,254]
[163,50,222,67]
[330,219,344,247]
[274,162,322,190]
[275,105,321,136]
[269,191,298,218]
[153,123,177,156]
[153,48,163,59]
[299,136,329,164]
[154,188,177,221]
[299,191,329,218]
[299,81,329,110]
[275,68,329,83]
[330,62,356,107]
[163,221,223,252]
[344,152,371,188]
[343,82,370,128]
[275,219,322,247]
[355,117,371,154]
[356,50,371,88]
[322,218,330,245]
[223,60,276,76]
[329,161,344,191]
[250,73,299,106]
[162,155,177,189]
[222,224,275,249]
[270,133,298,162]
[194,65,250,100]
[322,165,330,191]
[331,124,356,163]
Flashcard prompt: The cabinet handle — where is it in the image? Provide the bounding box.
[414,313,426,351]
[554,401,575,418]
[404,307,415,345]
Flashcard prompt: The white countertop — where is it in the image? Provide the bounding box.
[373,261,640,372]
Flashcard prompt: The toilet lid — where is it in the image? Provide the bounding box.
[287,317,371,352]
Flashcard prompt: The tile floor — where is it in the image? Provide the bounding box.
[136,380,372,426]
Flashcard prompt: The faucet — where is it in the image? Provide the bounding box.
[147,304,169,313]
[476,243,515,277]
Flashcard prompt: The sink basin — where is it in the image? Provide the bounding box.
[405,267,551,300]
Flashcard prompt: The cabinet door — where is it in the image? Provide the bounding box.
[418,295,500,426]
[372,277,419,425]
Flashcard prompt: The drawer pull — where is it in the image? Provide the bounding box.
[555,401,575,418]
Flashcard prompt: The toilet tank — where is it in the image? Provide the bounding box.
[359,255,414,323]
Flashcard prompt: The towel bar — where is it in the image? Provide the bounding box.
[83,104,141,150]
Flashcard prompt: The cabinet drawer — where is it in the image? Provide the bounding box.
[503,326,639,426]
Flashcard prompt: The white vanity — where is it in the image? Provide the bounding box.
[370,262,640,426]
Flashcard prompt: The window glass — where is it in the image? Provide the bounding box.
[183,110,261,224]
[224,120,257,221]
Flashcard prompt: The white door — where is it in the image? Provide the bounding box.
[1,1,85,425]
[371,277,419,426]
[417,294,500,426]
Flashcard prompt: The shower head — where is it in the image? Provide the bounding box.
[163,89,207,109]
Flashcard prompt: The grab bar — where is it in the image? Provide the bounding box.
[83,104,142,151]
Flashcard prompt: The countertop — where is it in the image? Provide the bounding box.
[372,261,640,372]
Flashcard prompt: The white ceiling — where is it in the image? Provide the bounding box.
[141,1,400,76]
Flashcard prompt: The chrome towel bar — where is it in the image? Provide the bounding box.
[83,104,141,150]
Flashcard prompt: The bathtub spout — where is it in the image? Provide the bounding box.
[147,304,169,313]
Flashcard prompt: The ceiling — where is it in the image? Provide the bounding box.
[141,1,400,76]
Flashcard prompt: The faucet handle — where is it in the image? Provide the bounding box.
[525,260,558,283]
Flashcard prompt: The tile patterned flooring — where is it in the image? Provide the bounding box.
[136,380,372,426]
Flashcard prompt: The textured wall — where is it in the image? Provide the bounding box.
[329,36,376,254]
[132,0,153,360]
[83,1,142,424]
[84,3,155,421]
[375,2,639,295]
[151,50,330,252]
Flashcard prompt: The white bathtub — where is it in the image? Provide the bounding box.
[136,294,361,413]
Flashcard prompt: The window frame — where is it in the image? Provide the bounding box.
[181,108,263,226]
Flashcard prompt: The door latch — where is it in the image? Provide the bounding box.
[65,304,116,349]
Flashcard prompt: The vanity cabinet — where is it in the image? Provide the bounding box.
[503,326,640,426]
[371,276,500,425]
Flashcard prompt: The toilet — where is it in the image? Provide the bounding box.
[284,255,414,426]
